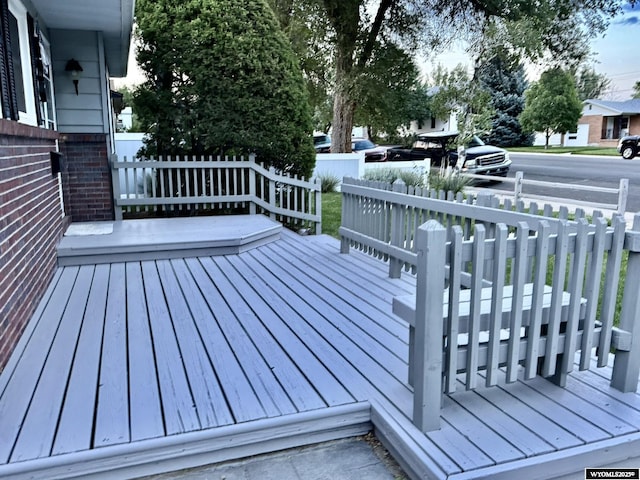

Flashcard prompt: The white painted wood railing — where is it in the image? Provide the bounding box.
[111,154,321,233]
[340,177,640,432]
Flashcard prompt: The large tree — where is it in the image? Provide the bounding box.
[575,66,611,101]
[476,54,532,147]
[288,0,630,152]
[134,0,316,178]
[633,81,640,99]
[520,68,583,149]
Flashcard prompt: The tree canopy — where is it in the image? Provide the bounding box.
[574,66,611,101]
[633,81,640,99]
[519,68,583,148]
[276,0,632,152]
[134,0,316,178]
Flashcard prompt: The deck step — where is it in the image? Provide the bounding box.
[57,215,282,266]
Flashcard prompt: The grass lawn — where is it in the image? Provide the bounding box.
[322,191,342,238]
[508,146,619,156]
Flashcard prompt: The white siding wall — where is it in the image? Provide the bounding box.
[49,29,109,134]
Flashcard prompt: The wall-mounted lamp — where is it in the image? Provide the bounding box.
[65,58,83,95]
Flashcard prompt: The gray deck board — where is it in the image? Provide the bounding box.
[10,266,93,462]
[1,223,640,480]
[159,259,233,428]
[0,266,79,463]
[94,263,130,447]
[126,262,165,442]
[143,260,201,435]
[52,264,110,455]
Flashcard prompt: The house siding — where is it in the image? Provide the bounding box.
[0,119,64,373]
[59,133,114,222]
[50,30,108,134]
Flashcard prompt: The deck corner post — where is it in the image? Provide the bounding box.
[110,154,123,221]
[514,171,524,203]
[389,180,407,278]
[412,220,447,432]
[612,215,640,392]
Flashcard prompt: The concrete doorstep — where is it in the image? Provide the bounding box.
[136,435,407,480]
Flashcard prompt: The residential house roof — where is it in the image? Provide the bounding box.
[31,0,135,77]
[584,99,640,115]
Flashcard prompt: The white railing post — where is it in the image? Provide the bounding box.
[110,154,123,221]
[612,214,640,392]
[248,154,257,215]
[413,220,447,432]
[315,177,322,235]
[389,179,406,278]
[617,178,629,215]
[268,166,277,220]
[514,171,524,204]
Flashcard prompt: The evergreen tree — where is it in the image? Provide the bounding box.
[520,68,583,149]
[477,55,532,147]
[134,0,316,178]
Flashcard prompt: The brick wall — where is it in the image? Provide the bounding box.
[0,120,64,372]
[579,115,603,145]
[59,133,114,222]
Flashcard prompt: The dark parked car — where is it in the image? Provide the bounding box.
[352,138,387,162]
[314,133,332,153]
[385,131,511,176]
[618,135,640,159]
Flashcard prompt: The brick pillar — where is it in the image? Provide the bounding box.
[59,133,115,222]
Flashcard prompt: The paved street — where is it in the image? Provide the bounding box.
[487,152,640,213]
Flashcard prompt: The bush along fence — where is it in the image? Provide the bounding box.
[110,154,321,234]
[339,177,640,432]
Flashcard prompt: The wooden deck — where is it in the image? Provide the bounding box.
[1,221,640,479]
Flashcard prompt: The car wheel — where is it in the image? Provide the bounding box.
[621,145,636,159]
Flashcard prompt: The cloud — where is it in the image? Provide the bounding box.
[615,15,640,25]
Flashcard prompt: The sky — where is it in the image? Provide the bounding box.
[426,2,640,100]
[590,2,640,99]
[114,3,640,100]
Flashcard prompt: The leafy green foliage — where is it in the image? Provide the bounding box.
[134,0,316,178]
[317,173,341,193]
[575,66,611,101]
[277,1,629,152]
[363,168,426,187]
[519,68,583,148]
[633,81,640,100]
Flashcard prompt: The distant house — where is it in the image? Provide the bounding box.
[578,99,640,147]
[0,0,134,371]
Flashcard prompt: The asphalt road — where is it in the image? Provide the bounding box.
[485,152,640,213]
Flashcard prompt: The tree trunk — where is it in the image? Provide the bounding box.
[545,129,550,149]
[331,86,356,152]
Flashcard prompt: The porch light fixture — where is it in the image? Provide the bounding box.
[65,58,83,95]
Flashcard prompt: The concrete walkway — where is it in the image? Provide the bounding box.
[138,437,407,480]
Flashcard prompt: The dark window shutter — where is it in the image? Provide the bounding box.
[27,13,41,126]
[0,0,18,120]
[0,0,13,119]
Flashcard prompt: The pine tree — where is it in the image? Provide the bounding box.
[477,56,532,147]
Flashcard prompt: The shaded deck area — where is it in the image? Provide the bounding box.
[1,220,640,479]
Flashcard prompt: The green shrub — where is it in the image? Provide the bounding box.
[363,167,426,187]
[317,173,341,193]
[428,168,470,194]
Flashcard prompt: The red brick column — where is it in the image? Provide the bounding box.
[0,120,64,372]
[59,133,115,222]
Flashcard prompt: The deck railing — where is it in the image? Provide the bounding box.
[340,177,640,432]
[339,177,594,278]
[111,154,321,233]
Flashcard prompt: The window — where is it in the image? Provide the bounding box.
[0,0,53,128]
